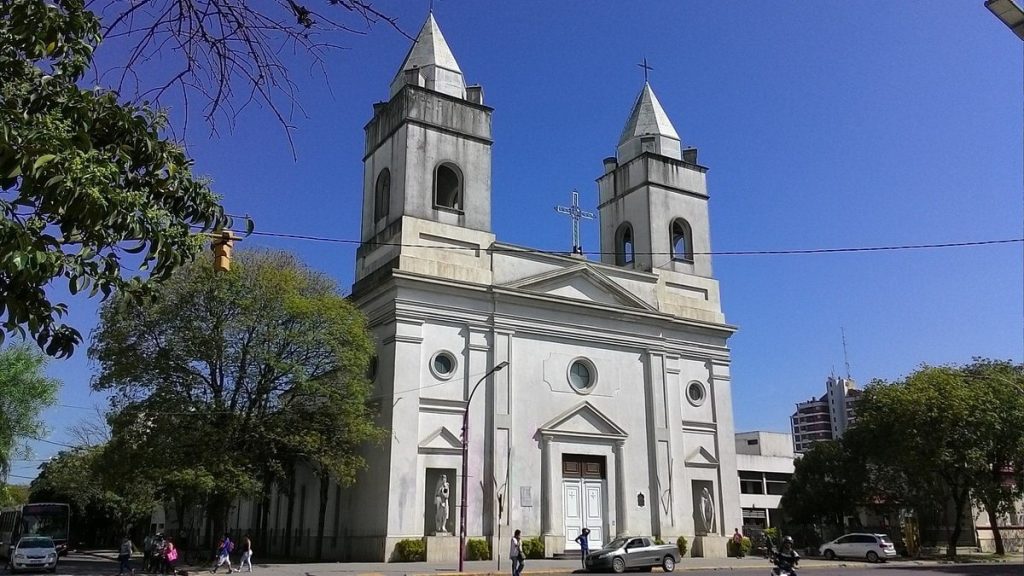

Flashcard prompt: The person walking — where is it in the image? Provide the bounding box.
[238,534,253,572]
[732,528,744,558]
[162,538,178,575]
[509,529,525,576]
[143,533,154,574]
[117,536,135,576]
[573,528,591,569]
[211,533,234,573]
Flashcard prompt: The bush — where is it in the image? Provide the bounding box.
[393,539,425,562]
[467,538,491,560]
[764,527,779,542]
[676,536,688,557]
[521,537,545,559]
[654,537,665,545]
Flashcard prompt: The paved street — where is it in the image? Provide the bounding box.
[17,552,1021,576]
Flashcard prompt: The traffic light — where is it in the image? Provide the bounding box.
[210,231,238,272]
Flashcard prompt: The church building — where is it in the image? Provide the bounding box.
[337,13,743,561]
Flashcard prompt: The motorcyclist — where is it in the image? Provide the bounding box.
[772,536,799,575]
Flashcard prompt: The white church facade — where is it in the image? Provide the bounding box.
[200,14,743,562]
[337,14,742,562]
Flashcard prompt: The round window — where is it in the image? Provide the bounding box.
[430,351,457,380]
[686,381,707,406]
[567,358,597,393]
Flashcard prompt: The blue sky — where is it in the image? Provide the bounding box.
[9,1,1024,481]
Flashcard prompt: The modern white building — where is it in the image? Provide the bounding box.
[735,432,794,530]
[213,13,744,562]
[790,376,860,454]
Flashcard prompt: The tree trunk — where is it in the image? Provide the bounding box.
[316,472,330,561]
[983,498,1005,555]
[946,489,968,558]
[284,473,296,558]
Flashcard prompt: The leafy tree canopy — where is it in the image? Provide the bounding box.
[0,344,59,480]
[1,0,230,357]
[89,249,381,531]
[780,439,865,527]
[854,362,1024,557]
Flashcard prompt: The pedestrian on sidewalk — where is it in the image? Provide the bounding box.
[238,534,253,572]
[732,528,744,558]
[509,529,525,576]
[118,535,136,576]
[211,533,234,573]
[143,532,155,573]
[162,538,178,575]
[574,528,590,569]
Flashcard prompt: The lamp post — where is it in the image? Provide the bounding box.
[459,360,509,572]
[986,0,1024,40]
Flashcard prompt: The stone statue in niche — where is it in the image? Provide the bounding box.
[699,486,716,534]
[434,474,451,534]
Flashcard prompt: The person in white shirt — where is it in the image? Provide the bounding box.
[509,529,524,576]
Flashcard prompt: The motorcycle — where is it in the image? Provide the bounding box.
[770,555,798,576]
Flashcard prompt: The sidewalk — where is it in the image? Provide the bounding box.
[73,550,1006,576]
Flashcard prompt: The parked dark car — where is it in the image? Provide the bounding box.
[585,536,680,573]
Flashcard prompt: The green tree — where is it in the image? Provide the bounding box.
[961,359,1024,556]
[89,249,381,546]
[0,344,59,479]
[30,446,154,545]
[854,365,1021,558]
[780,440,865,528]
[0,483,30,506]
[1,0,229,357]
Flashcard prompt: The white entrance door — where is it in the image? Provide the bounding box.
[563,479,605,550]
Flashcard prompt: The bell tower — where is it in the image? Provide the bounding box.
[356,13,493,284]
[597,83,713,277]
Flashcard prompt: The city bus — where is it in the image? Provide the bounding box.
[0,503,71,559]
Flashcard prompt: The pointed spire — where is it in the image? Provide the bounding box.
[389,13,466,99]
[619,83,680,145]
[617,82,682,162]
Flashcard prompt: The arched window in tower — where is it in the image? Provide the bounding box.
[374,168,391,223]
[671,218,694,262]
[433,163,463,212]
[615,223,634,266]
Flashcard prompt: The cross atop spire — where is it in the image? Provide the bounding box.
[638,57,654,83]
[555,190,595,256]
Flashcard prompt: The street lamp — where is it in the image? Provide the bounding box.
[459,360,509,572]
[987,0,1024,40]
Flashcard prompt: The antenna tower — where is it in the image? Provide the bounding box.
[841,327,852,380]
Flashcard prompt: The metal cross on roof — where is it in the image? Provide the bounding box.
[555,189,595,255]
[638,57,654,83]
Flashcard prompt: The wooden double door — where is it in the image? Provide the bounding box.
[562,455,606,551]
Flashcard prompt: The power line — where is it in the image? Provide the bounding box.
[216,227,1024,257]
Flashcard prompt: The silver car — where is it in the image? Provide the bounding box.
[584,536,681,573]
[819,533,897,563]
[7,537,59,573]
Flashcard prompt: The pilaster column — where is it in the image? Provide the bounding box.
[541,435,555,535]
[614,439,628,536]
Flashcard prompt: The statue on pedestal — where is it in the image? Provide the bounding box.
[434,474,451,534]
[699,486,716,535]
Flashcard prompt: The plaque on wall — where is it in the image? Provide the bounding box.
[520,486,533,507]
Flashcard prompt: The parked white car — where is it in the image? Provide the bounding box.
[6,536,59,573]
[819,533,896,563]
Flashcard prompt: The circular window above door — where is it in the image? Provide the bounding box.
[567,358,598,393]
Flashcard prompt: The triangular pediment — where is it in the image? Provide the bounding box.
[504,264,656,311]
[419,426,462,455]
[684,446,719,468]
[539,401,628,440]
